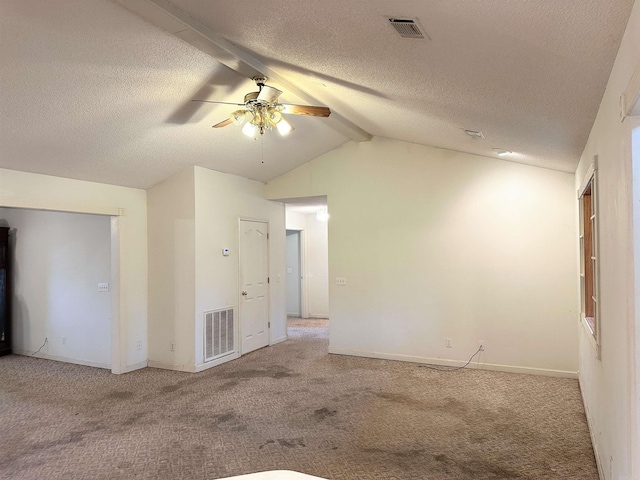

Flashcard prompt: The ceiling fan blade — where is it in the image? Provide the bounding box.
[257,85,282,103]
[212,118,233,128]
[281,104,331,117]
[192,99,246,106]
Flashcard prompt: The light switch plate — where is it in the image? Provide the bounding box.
[98,282,109,292]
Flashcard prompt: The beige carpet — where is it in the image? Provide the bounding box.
[0,323,597,480]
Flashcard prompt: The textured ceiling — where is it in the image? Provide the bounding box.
[0,0,635,189]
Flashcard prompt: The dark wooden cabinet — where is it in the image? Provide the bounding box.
[0,227,10,356]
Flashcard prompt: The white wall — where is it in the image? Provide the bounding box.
[147,167,196,370]
[194,166,286,369]
[147,166,286,372]
[267,137,578,376]
[0,208,111,368]
[574,2,640,478]
[0,168,148,373]
[286,211,305,230]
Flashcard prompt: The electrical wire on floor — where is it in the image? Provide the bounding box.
[32,337,48,356]
[418,345,483,372]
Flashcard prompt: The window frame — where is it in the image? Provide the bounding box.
[578,157,600,359]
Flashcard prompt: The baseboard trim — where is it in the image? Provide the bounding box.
[121,360,147,374]
[147,360,196,373]
[271,335,287,345]
[148,352,243,373]
[579,374,605,479]
[327,347,578,378]
[308,314,329,319]
[196,352,240,372]
[14,350,110,370]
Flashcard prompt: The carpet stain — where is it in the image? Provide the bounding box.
[160,385,180,393]
[363,447,427,466]
[460,459,520,478]
[375,393,472,418]
[258,440,275,449]
[122,412,145,426]
[277,437,306,448]
[106,390,134,400]
[211,413,235,425]
[439,397,469,416]
[29,423,106,452]
[218,380,240,391]
[395,449,425,458]
[468,433,489,444]
[434,454,520,479]
[333,389,366,402]
[225,369,268,379]
[224,365,299,380]
[155,377,203,396]
[375,392,427,410]
[313,407,337,420]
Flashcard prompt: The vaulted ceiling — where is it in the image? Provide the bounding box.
[0,0,634,189]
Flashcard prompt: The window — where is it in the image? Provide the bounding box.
[578,158,600,357]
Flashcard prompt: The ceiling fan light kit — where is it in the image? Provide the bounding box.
[463,130,515,157]
[195,77,331,138]
[464,129,485,139]
[493,148,513,156]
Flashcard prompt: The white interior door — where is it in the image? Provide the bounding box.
[239,220,269,354]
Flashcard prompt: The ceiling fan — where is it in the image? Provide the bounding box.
[192,77,331,137]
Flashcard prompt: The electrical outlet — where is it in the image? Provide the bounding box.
[136,341,142,351]
[62,336,66,345]
[336,277,347,286]
[479,340,485,351]
[446,338,452,348]
[170,341,175,351]
[97,282,109,292]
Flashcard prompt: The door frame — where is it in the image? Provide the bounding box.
[285,228,309,318]
[0,204,121,373]
[286,229,308,318]
[629,116,640,478]
[237,217,271,354]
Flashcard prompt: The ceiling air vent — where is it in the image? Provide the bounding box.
[388,18,426,39]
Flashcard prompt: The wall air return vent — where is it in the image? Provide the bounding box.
[388,18,427,39]
[204,307,235,363]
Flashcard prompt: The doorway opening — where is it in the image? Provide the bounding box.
[0,207,115,370]
[286,230,302,317]
[282,197,329,340]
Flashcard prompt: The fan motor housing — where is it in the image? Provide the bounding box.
[244,92,260,105]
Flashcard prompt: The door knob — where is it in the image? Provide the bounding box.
[241,291,248,296]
